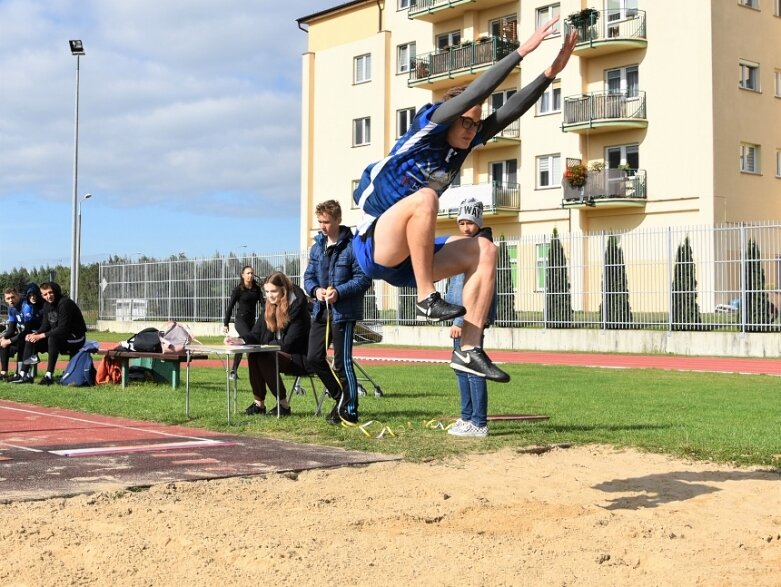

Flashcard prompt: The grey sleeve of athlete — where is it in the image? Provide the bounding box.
[429,50,523,125]
[480,72,553,141]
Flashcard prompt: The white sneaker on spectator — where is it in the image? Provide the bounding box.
[449,421,489,438]
[447,418,470,436]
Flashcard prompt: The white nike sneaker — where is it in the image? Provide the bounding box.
[450,347,510,383]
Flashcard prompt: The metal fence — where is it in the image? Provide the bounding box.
[99,222,781,333]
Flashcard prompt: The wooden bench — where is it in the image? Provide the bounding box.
[96,349,208,389]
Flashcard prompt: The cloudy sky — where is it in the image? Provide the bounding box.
[0,0,339,271]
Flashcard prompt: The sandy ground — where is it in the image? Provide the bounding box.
[0,445,779,586]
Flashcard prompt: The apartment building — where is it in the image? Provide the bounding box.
[297,0,780,243]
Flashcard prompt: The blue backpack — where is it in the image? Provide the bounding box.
[59,341,100,387]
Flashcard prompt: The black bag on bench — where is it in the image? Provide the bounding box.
[127,328,162,353]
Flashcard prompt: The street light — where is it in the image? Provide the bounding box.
[69,39,85,302]
[74,192,93,303]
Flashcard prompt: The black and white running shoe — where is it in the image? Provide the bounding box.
[450,347,510,383]
[415,292,465,323]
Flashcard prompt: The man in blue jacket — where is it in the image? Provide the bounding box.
[304,200,371,424]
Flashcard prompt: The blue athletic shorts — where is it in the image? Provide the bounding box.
[353,229,449,288]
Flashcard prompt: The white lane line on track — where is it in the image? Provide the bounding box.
[50,439,227,457]
[0,403,221,443]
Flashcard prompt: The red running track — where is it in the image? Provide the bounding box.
[48,344,779,377]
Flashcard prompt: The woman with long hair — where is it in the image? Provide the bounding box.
[235,271,310,416]
[222,265,263,380]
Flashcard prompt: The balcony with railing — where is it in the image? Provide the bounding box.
[481,116,519,149]
[437,181,520,219]
[562,90,647,134]
[562,168,647,209]
[409,37,519,90]
[563,9,647,57]
[409,0,513,23]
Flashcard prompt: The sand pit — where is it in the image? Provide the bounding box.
[0,445,779,586]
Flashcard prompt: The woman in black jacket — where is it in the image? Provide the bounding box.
[232,271,310,416]
[222,265,263,380]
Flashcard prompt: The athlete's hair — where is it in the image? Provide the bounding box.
[441,85,467,101]
[315,200,342,223]
[263,271,293,333]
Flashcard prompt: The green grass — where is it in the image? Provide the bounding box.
[1,345,780,467]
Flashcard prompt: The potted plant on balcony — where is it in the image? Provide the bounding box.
[567,7,599,28]
[416,61,429,78]
[564,163,588,188]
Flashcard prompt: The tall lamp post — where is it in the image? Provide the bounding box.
[74,192,93,304]
[69,39,85,302]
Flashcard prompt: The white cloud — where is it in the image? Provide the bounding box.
[0,0,338,271]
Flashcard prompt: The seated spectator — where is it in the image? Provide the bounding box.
[11,282,86,385]
[1,288,24,381]
[1,284,44,381]
[225,271,310,416]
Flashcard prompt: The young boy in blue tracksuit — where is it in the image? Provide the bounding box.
[304,200,371,424]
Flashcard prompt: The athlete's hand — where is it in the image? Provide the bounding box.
[449,325,462,339]
[544,30,578,78]
[517,17,560,58]
[0,338,10,348]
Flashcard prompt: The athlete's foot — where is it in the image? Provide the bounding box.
[450,347,510,383]
[415,292,465,323]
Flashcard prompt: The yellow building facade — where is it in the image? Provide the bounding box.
[297,0,780,249]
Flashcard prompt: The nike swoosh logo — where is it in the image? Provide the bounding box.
[453,351,471,364]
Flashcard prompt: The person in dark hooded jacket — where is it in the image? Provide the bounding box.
[11,282,86,385]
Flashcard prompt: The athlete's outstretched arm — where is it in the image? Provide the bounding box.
[481,30,578,140]
[430,18,561,125]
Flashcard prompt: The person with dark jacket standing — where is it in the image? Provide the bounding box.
[227,271,310,416]
[11,282,86,385]
[304,200,371,424]
[222,265,263,381]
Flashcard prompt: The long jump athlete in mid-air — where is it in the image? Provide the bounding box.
[352,18,577,382]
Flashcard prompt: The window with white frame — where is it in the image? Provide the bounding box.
[607,0,639,21]
[739,0,758,8]
[776,149,781,177]
[740,143,760,173]
[774,69,781,97]
[537,80,561,114]
[606,144,640,170]
[537,154,561,188]
[398,0,410,9]
[536,4,561,34]
[739,60,760,91]
[490,159,518,186]
[397,42,416,74]
[354,54,371,84]
[489,89,517,113]
[776,0,781,15]
[353,117,371,146]
[396,107,416,138]
[536,243,550,291]
[351,180,360,209]
[489,14,518,39]
[606,65,639,97]
[437,30,461,50]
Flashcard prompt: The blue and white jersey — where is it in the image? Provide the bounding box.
[21,300,43,331]
[352,102,482,235]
